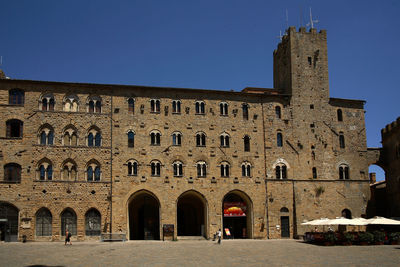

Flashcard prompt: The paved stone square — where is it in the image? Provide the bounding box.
[0,239,399,267]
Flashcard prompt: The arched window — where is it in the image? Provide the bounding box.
[150,130,161,145]
[151,161,161,176]
[341,209,352,219]
[280,207,289,213]
[61,209,77,236]
[6,119,23,138]
[242,103,249,120]
[38,126,54,145]
[277,132,283,147]
[150,99,160,113]
[128,98,135,114]
[87,127,101,147]
[312,167,317,179]
[87,96,102,113]
[196,132,206,147]
[173,161,183,177]
[275,106,281,119]
[9,89,24,105]
[87,161,101,181]
[63,95,79,112]
[220,133,230,148]
[339,164,350,180]
[40,94,55,111]
[36,208,52,236]
[220,102,228,116]
[339,132,345,148]
[195,101,205,114]
[220,162,230,177]
[37,161,53,181]
[244,135,250,152]
[337,109,343,122]
[128,160,138,176]
[63,127,78,146]
[172,132,182,146]
[276,163,287,179]
[242,162,251,177]
[197,161,207,177]
[127,131,135,147]
[85,209,101,236]
[62,160,77,180]
[172,100,181,113]
[4,163,21,182]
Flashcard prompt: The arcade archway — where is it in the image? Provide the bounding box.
[128,191,160,240]
[177,191,207,237]
[0,202,19,242]
[222,191,253,239]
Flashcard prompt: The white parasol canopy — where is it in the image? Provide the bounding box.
[301,218,330,225]
[366,216,400,225]
[325,217,355,225]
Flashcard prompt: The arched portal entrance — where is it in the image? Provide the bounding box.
[222,191,252,239]
[177,191,207,237]
[0,202,19,242]
[128,191,160,240]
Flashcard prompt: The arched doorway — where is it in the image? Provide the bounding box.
[222,191,252,239]
[0,202,19,242]
[129,191,160,240]
[177,191,207,237]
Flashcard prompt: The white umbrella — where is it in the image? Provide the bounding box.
[326,217,354,225]
[350,217,369,226]
[366,216,400,225]
[301,218,330,225]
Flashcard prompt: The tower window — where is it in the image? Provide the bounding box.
[275,106,281,119]
[220,133,230,148]
[150,99,161,113]
[127,131,135,148]
[196,132,206,147]
[9,89,24,105]
[337,109,343,122]
[242,104,249,120]
[172,132,182,146]
[339,164,350,180]
[277,132,283,147]
[151,161,161,176]
[195,101,205,114]
[244,135,250,152]
[196,161,207,177]
[339,133,345,148]
[150,131,161,145]
[308,57,312,66]
[128,98,135,114]
[173,161,183,177]
[172,100,181,113]
[312,167,317,179]
[220,102,228,116]
[128,161,138,176]
[276,164,287,179]
[242,162,251,177]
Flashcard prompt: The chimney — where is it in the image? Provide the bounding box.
[369,172,376,184]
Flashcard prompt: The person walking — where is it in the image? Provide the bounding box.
[217,229,222,244]
[65,229,72,245]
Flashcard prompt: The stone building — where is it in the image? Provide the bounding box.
[0,27,372,242]
[377,117,400,217]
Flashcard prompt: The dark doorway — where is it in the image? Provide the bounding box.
[0,203,19,242]
[223,192,251,239]
[129,192,160,240]
[177,192,205,236]
[281,216,290,238]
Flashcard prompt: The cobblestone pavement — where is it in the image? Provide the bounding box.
[0,239,399,267]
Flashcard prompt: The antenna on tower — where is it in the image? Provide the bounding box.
[285,9,289,30]
[306,7,319,29]
[0,56,2,67]
[277,30,283,41]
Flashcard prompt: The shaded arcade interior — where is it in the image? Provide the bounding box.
[177,191,206,237]
[129,191,160,240]
[223,192,252,239]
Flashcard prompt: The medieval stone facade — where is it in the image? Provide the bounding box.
[0,27,372,242]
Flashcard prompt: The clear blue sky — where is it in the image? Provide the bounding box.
[1,0,399,180]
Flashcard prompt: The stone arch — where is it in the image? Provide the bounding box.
[127,189,161,240]
[222,190,253,239]
[0,201,19,242]
[176,190,208,238]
